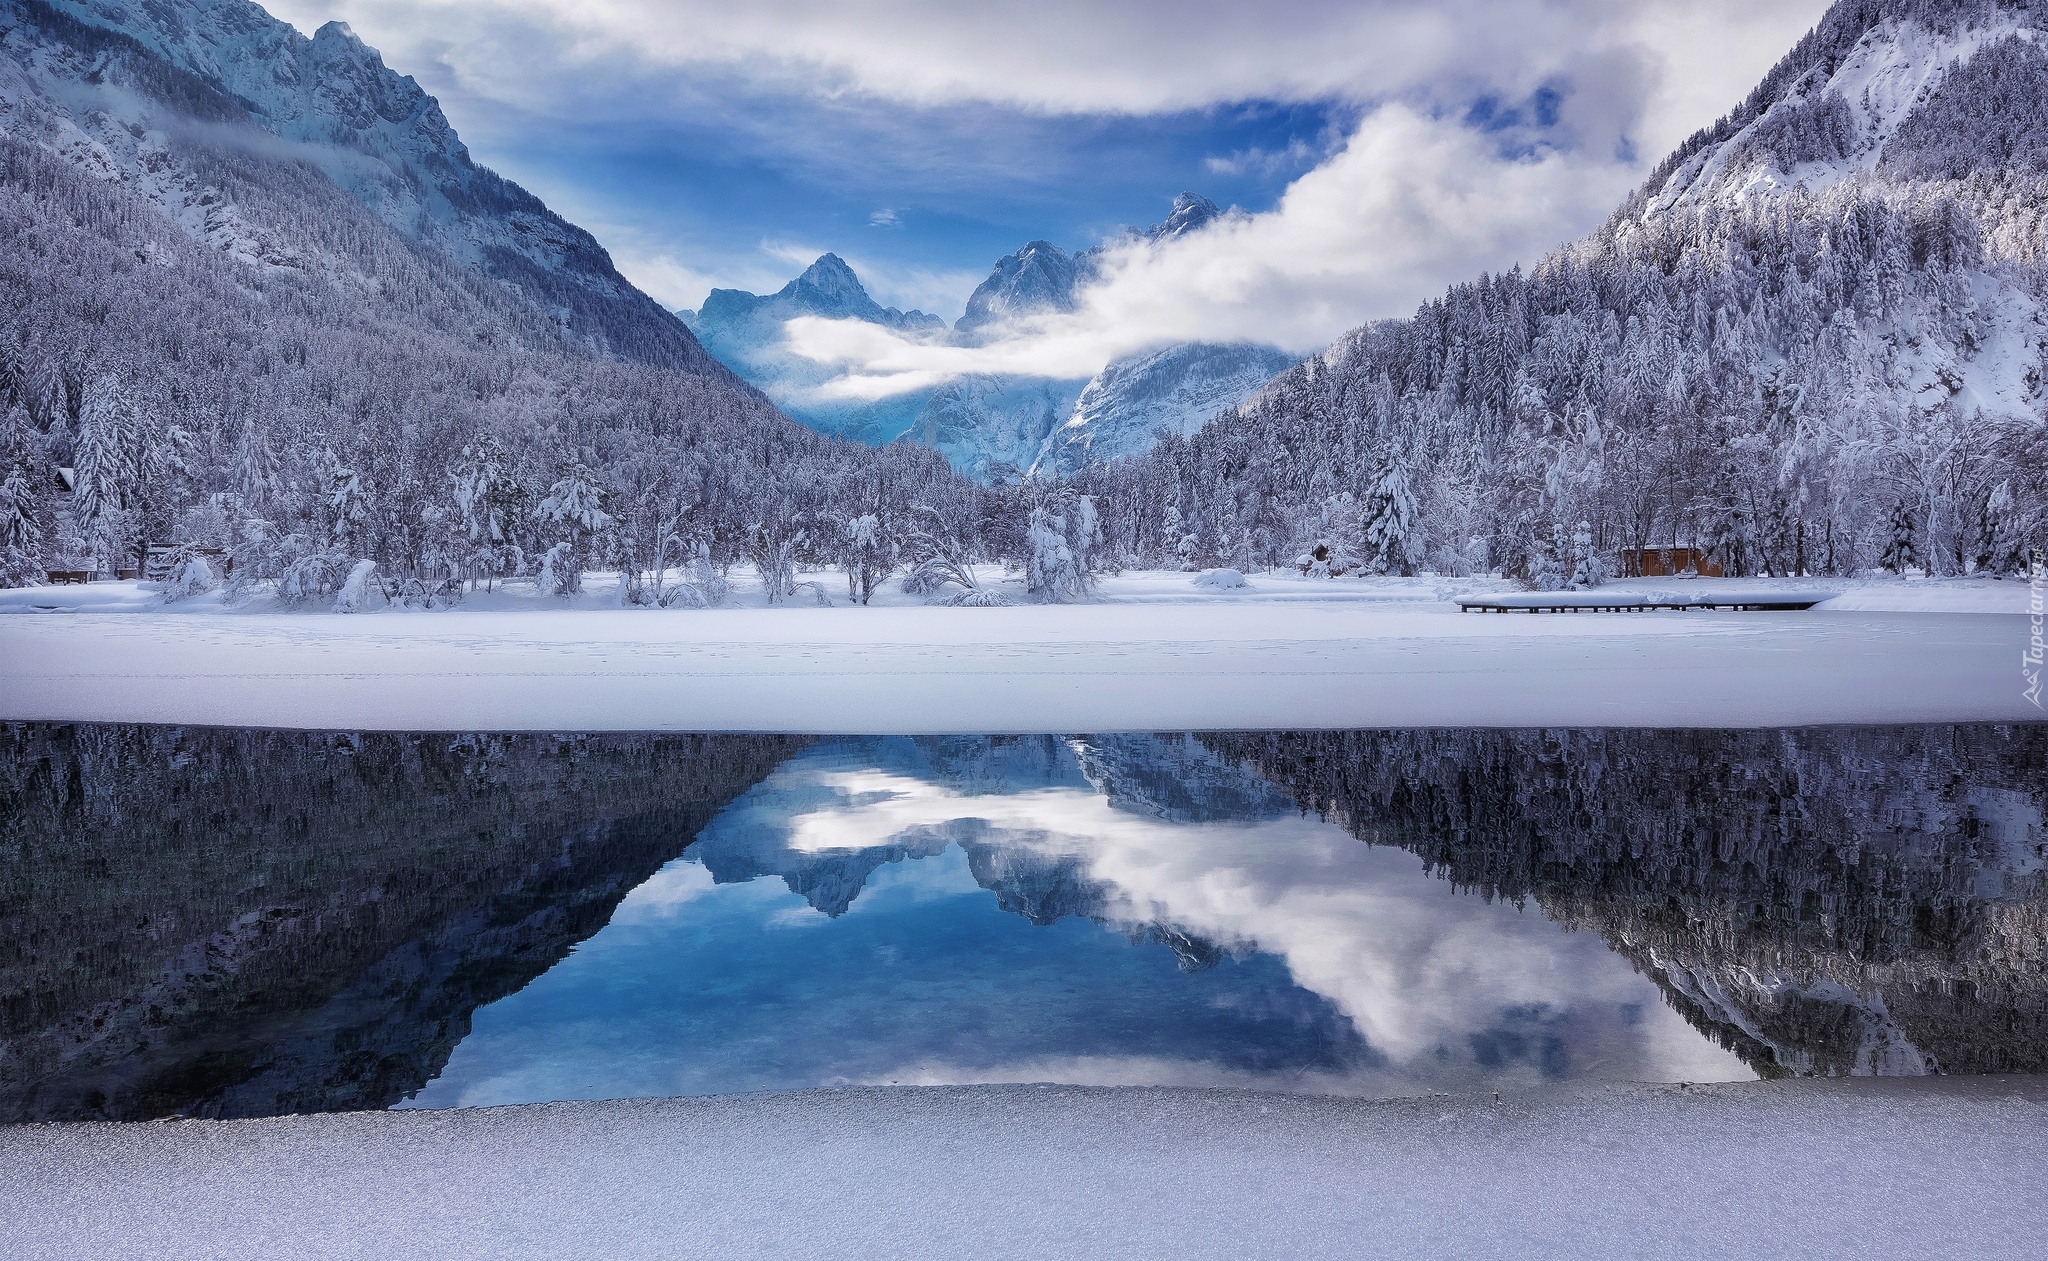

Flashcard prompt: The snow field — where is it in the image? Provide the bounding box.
[7,1078,2045,1261]
[0,595,2036,731]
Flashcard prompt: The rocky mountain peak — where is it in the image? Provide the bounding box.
[782,253,877,316]
[1153,192,1222,240]
[956,240,1080,333]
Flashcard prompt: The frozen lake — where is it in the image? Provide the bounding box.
[4,722,2043,1121]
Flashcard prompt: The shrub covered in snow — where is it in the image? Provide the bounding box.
[159,549,216,603]
[1193,568,1249,590]
[331,559,381,613]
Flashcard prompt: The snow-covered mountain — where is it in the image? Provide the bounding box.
[956,191,1226,338]
[21,0,725,373]
[1033,342,1297,477]
[688,192,1291,479]
[956,239,1084,335]
[1126,0,2048,579]
[911,374,1086,481]
[684,254,945,444]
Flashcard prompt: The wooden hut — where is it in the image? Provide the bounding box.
[1618,546,1723,578]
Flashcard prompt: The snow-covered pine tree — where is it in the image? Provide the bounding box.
[235,417,278,513]
[1160,504,1184,568]
[325,452,372,556]
[1362,457,1419,577]
[1532,523,1569,591]
[1568,520,1603,589]
[535,461,612,597]
[452,434,525,590]
[0,461,43,587]
[1026,492,1097,602]
[0,405,44,586]
[72,374,136,572]
[1880,500,1920,574]
[1976,481,2024,576]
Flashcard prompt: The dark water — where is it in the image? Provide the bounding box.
[2,723,2044,1121]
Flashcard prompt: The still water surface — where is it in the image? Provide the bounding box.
[3,724,2042,1119]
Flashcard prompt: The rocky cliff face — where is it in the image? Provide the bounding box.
[956,240,1083,335]
[1033,342,1297,477]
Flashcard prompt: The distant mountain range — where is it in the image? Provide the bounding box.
[683,193,1295,480]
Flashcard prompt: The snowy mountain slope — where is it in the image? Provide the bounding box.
[22,0,727,375]
[1033,342,1297,477]
[683,253,944,444]
[1134,0,2048,580]
[912,374,1086,481]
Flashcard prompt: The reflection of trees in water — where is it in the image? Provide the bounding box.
[6,724,2040,1120]
[1203,727,2048,1077]
[0,725,804,1122]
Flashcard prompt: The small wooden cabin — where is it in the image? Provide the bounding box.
[1618,546,1723,578]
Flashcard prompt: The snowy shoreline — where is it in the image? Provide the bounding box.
[9,1077,2046,1260]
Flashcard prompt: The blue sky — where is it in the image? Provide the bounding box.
[266,1,1827,353]
[473,88,1352,317]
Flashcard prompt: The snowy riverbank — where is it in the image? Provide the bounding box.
[8,1078,2045,1261]
[2,572,2037,732]
[1,567,2038,617]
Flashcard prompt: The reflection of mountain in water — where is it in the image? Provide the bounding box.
[0,725,803,1122]
[6,724,2040,1118]
[1202,727,2048,1077]
[688,734,1274,970]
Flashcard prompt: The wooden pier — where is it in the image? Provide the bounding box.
[1457,592,1828,614]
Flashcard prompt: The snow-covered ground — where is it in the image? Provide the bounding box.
[7,1078,2045,1261]
[0,571,2037,731]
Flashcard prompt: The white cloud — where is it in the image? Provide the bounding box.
[258,0,1832,382]
[268,1,1824,149]
[787,101,1641,396]
[738,754,1750,1082]
[869,207,902,227]
[1203,137,1320,178]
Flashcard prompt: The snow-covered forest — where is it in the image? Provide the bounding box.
[1074,0,2048,582]
[2,0,2046,604]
